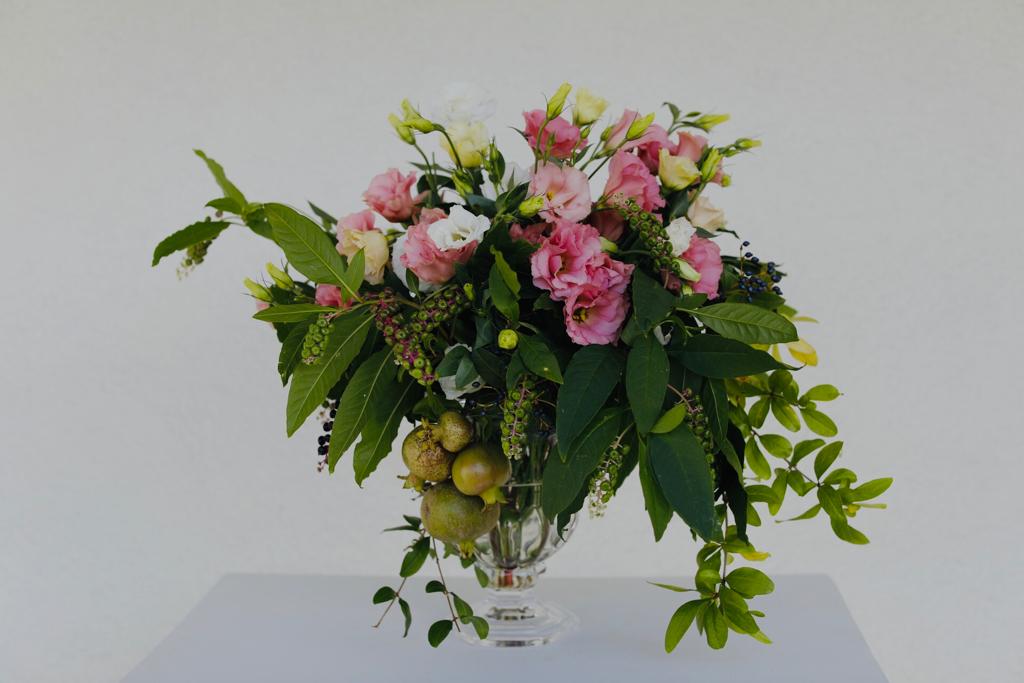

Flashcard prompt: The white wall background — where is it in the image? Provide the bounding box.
[2,1,1022,681]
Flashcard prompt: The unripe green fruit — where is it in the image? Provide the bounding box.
[401,427,454,482]
[452,443,511,504]
[420,481,500,545]
[434,411,474,452]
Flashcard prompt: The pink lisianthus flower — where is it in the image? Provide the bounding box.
[530,220,604,299]
[672,132,724,184]
[315,284,344,307]
[635,124,672,172]
[680,235,724,298]
[400,207,483,285]
[362,169,417,222]
[563,284,630,345]
[338,210,377,232]
[528,163,592,223]
[602,150,665,212]
[522,110,585,159]
[509,222,551,246]
[604,110,665,152]
[591,255,634,295]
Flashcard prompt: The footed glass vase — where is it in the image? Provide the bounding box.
[466,435,578,647]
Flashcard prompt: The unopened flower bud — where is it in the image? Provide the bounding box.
[518,195,545,217]
[462,283,475,301]
[626,112,656,141]
[694,112,730,130]
[498,329,519,350]
[658,148,700,190]
[243,278,273,302]
[675,259,702,283]
[546,82,572,119]
[265,262,294,289]
[599,237,618,253]
[701,148,722,182]
[573,87,608,125]
[388,113,416,144]
[400,99,436,133]
[737,137,761,150]
[720,174,732,187]
[599,124,615,142]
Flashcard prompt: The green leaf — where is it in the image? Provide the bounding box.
[748,397,769,428]
[665,599,704,653]
[427,619,453,647]
[801,408,838,436]
[770,398,801,432]
[488,261,519,323]
[277,319,312,385]
[541,408,622,518]
[327,349,397,472]
[639,441,672,541]
[194,149,246,207]
[307,201,337,229]
[831,518,870,544]
[264,203,357,300]
[474,566,489,588]
[744,438,771,480]
[372,586,395,604]
[353,379,419,485]
[793,438,826,464]
[781,504,821,522]
[817,485,846,523]
[685,303,798,344]
[489,247,521,295]
[758,433,792,459]
[676,336,784,378]
[253,304,336,323]
[469,616,489,639]
[341,249,365,302]
[651,403,688,434]
[470,348,505,388]
[802,384,841,402]
[206,197,242,214]
[452,594,473,620]
[649,582,695,593]
[517,335,563,383]
[850,477,893,502]
[626,334,669,434]
[705,605,729,649]
[702,378,729,445]
[400,537,430,577]
[814,441,843,479]
[285,309,372,436]
[556,346,623,455]
[399,598,412,637]
[648,424,716,540]
[151,220,230,266]
[725,567,775,598]
[719,587,759,634]
[632,270,678,330]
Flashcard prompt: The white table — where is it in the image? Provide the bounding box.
[121,574,887,682]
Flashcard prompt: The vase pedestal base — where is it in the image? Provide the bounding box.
[461,590,579,647]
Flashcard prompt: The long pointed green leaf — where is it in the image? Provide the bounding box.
[627,334,669,434]
[556,346,623,459]
[353,380,419,485]
[327,349,397,472]
[194,149,246,206]
[684,303,797,344]
[648,424,716,540]
[264,203,358,300]
[151,220,230,266]
[285,309,372,436]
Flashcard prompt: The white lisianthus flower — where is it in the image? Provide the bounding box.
[664,216,696,256]
[441,120,490,168]
[429,82,497,125]
[686,196,727,233]
[427,205,491,250]
[574,87,608,125]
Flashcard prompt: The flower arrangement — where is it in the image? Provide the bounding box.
[154,82,890,651]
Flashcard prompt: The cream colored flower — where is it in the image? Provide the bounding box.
[658,148,700,190]
[338,228,389,284]
[686,196,727,233]
[664,217,696,256]
[573,87,608,125]
[441,121,490,168]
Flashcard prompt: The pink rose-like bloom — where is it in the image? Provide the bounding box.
[529,163,592,223]
[604,110,665,152]
[588,209,626,242]
[603,150,665,212]
[530,221,604,299]
[635,123,672,172]
[591,256,634,295]
[315,284,344,307]
[680,235,723,298]
[362,169,417,222]
[509,222,551,246]
[400,209,476,285]
[563,284,630,345]
[338,210,377,232]
[522,110,584,159]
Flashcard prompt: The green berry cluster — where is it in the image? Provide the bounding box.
[588,439,630,517]
[373,286,469,386]
[176,239,212,278]
[620,199,685,278]
[301,314,332,365]
[500,375,537,459]
[680,388,717,484]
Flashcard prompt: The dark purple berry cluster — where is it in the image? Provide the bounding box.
[316,400,338,472]
[737,240,783,301]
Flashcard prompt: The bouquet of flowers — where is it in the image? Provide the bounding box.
[154,82,890,650]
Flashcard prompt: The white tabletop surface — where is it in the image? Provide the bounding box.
[121,574,887,682]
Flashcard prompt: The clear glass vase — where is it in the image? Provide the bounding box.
[466,433,579,647]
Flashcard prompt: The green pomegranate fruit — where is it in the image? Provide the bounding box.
[434,410,474,452]
[451,442,511,504]
[401,426,454,482]
[420,481,500,547]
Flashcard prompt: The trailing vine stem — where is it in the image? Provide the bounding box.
[432,539,461,632]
